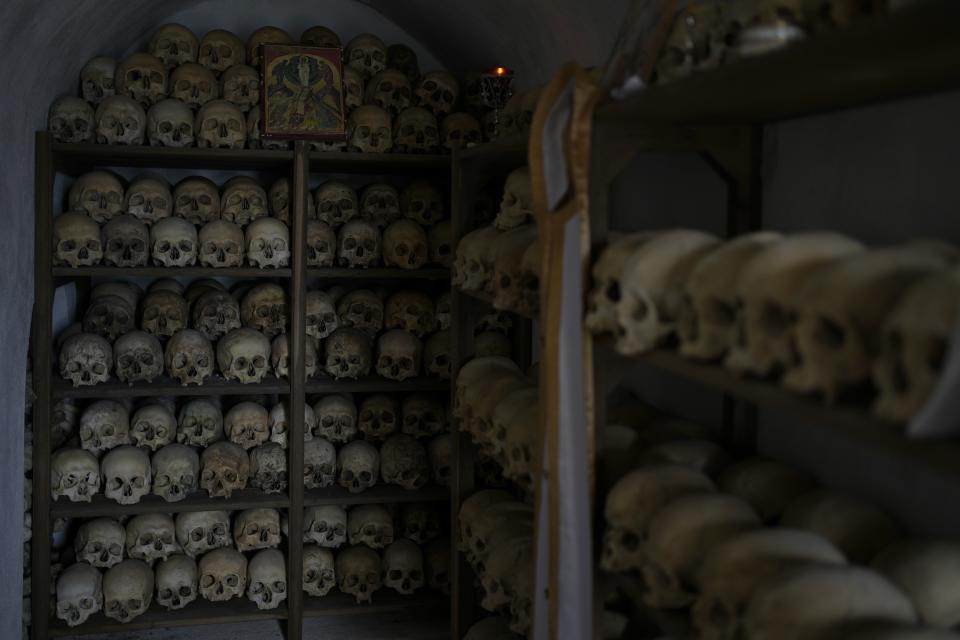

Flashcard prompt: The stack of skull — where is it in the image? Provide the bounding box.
[49,23,486,153]
[595,408,960,640]
[587,229,960,422]
[455,165,540,317]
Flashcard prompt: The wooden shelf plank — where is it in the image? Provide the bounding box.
[49,599,287,637]
[305,376,449,394]
[308,150,450,173]
[598,340,960,479]
[454,286,536,320]
[303,590,448,617]
[50,488,289,518]
[52,143,293,172]
[304,484,449,507]
[306,267,450,281]
[52,375,289,399]
[53,266,291,279]
[596,1,960,125]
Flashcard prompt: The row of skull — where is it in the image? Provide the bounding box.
[589,230,960,421]
[455,223,540,317]
[455,356,539,494]
[52,430,451,504]
[50,94,481,154]
[65,171,446,229]
[596,409,960,640]
[459,491,534,636]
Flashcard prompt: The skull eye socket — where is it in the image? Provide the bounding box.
[359,471,372,481]
[814,317,846,349]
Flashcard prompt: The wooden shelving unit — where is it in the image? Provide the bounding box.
[31,134,456,640]
[584,2,960,637]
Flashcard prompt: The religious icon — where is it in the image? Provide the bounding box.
[260,44,346,140]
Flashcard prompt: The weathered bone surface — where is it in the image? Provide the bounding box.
[198,547,247,602]
[102,445,152,505]
[874,540,960,629]
[151,443,199,502]
[103,559,153,623]
[175,510,231,558]
[336,544,383,603]
[155,553,198,611]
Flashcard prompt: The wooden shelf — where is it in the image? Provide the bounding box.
[597,340,960,479]
[456,138,528,164]
[49,599,287,637]
[52,375,289,399]
[303,590,449,617]
[306,267,450,281]
[596,1,960,126]
[50,488,289,518]
[304,483,449,507]
[53,266,291,279]
[308,150,450,173]
[454,286,536,320]
[51,143,293,172]
[305,376,449,394]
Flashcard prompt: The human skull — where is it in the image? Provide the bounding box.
[873,540,960,629]
[114,331,163,384]
[131,404,176,452]
[429,220,452,268]
[435,293,451,331]
[103,559,153,623]
[49,96,95,143]
[467,376,531,456]
[196,99,246,148]
[101,446,151,505]
[692,528,847,640]
[303,437,337,488]
[357,395,399,440]
[382,539,424,595]
[336,289,384,337]
[221,176,267,227]
[198,29,246,74]
[200,442,250,498]
[343,65,365,111]
[198,220,244,267]
[458,490,517,551]
[338,440,380,493]
[116,53,168,108]
[442,112,482,151]
[306,290,339,342]
[198,548,247,602]
[302,505,347,548]
[219,327,272,384]
[234,508,282,552]
[324,328,372,379]
[95,95,146,145]
[499,92,524,138]
[267,400,317,447]
[271,334,318,380]
[415,71,459,117]
[427,434,452,486]
[784,249,944,401]
[240,284,288,336]
[150,217,197,267]
[655,4,726,83]
[250,442,287,493]
[313,394,358,443]
[401,393,446,438]
[165,329,214,385]
[83,294,134,341]
[303,545,336,597]
[220,64,260,112]
[383,220,429,270]
[59,332,111,387]
[51,448,100,502]
[176,511,231,558]
[346,33,387,79]
[337,545,382,603]
[306,221,337,267]
[246,26,292,67]
[492,232,538,312]
[69,170,125,223]
[614,229,720,355]
[424,330,451,379]
[365,69,412,115]
[155,554,198,611]
[585,232,661,334]
[169,62,219,110]
[52,398,80,449]
[348,105,393,153]
[636,438,732,478]
[348,504,394,549]
[173,176,219,224]
[475,331,512,358]
[394,107,439,154]
[399,182,444,228]
[149,23,198,68]
[384,290,434,338]
[376,329,422,381]
[380,434,429,490]
[455,356,521,418]
[873,269,960,421]
[600,464,716,573]
[53,212,102,268]
[192,290,240,341]
[718,457,817,523]
[102,215,149,266]
[246,548,286,610]
[481,536,533,614]
[455,225,500,291]
[177,398,224,447]
[359,183,401,229]
[151,443,199,502]
[314,181,358,227]
[80,56,117,105]
[75,518,124,568]
[466,501,534,568]
[224,401,270,449]
[245,217,290,268]
[301,25,341,47]
[743,564,917,640]
[724,232,865,376]
[147,98,194,147]
[125,513,180,563]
